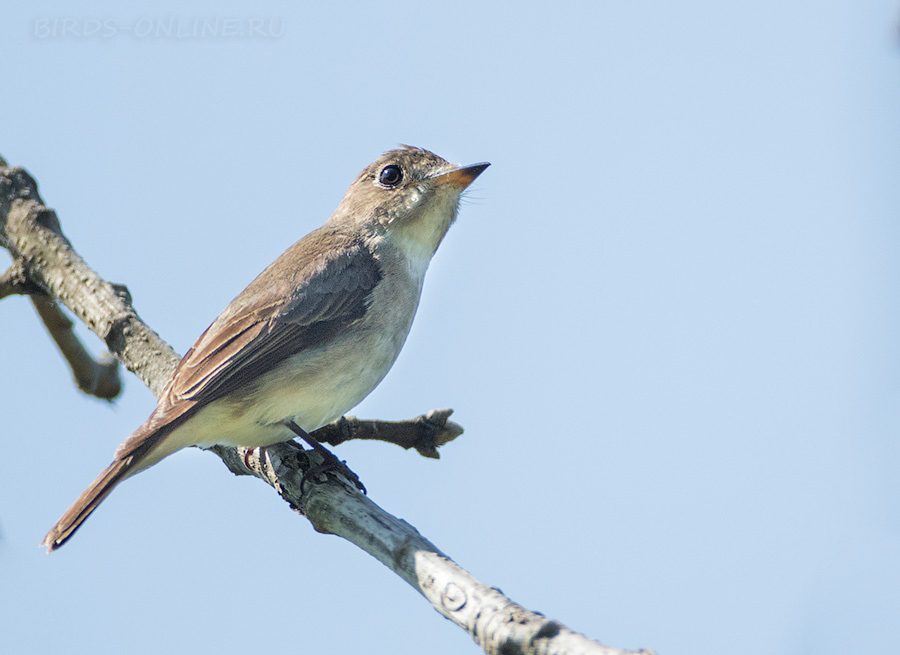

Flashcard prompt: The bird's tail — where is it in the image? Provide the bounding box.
[41,454,140,552]
[41,414,179,553]
[42,401,194,552]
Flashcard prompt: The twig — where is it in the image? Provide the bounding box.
[315,408,463,458]
[0,260,41,298]
[30,294,122,399]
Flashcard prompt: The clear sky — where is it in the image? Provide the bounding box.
[2,2,898,654]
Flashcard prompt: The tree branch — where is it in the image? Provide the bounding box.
[1,257,122,399]
[1,157,650,655]
[30,294,123,399]
[315,408,463,458]
[0,161,178,397]
[0,259,41,298]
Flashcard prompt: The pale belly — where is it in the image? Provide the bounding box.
[132,244,427,472]
[174,267,421,451]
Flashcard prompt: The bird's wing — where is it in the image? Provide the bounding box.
[51,233,382,549]
[169,232,382,407]
[114,228,381,463]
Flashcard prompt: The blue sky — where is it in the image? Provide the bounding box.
[2,2,899,654]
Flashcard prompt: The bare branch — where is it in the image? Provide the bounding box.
[0,260,42,298]
[213,440,648,655]
[0,162,179,396]
[2,156,649,655]
[314,408,463,458]
[30,294,122,399]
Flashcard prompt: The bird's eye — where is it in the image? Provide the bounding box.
[378,164,403,187]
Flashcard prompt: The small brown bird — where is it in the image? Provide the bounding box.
[43,146,488,551]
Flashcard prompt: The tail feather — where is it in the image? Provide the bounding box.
[41,455,139,552]
[42,403,195,552]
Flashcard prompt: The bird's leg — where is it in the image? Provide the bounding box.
[286,420,366,494]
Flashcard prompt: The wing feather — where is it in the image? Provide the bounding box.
[168,227,382,408]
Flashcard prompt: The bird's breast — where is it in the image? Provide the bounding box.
[222,260,423,440]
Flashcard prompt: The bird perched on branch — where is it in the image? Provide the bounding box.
[42,146,489,551]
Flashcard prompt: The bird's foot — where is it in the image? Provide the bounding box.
[287,420,366,494]
[302,449,366,494]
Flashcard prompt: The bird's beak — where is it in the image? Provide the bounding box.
[431,162,490,189]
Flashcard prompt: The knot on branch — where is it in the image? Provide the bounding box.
[30,206,63,234]
[1,166,39,199]
[110,282,133,305]
[104,312,141,352]
[0,166,42,221]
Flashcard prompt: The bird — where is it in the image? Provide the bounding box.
[42,146,489,551]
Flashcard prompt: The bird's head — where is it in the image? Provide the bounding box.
[332,146,489,262]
